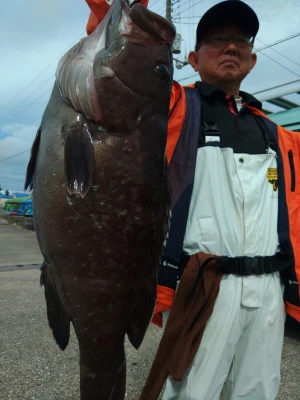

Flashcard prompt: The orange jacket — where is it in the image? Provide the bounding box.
[153,83,300,325]
[83,3,300,323]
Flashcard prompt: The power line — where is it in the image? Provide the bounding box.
[0,30,85,123]
[173,15,201,20]
[178,73,198,83]
[0,149,31,164]
[172,21,198,25]
[255,32,300,52]
[0,79,54,125]
[149,0,161,9]
[255,33,300,70]
[149,0,166,17]
[252,79,300,96]
[172,0,206,19]
[259,51,300,78]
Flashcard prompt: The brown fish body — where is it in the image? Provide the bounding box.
[25,1,175,399]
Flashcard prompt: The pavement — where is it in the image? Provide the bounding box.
[0,218,299,399]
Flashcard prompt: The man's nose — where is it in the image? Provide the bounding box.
[224,40,238,53]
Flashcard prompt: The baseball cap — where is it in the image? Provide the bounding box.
[196,0,259,48]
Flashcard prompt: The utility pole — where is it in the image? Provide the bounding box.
[166,0,181,54]
[166,0,188,67]
[166,0,172,23]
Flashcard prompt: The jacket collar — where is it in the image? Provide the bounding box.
[195,81,262,110]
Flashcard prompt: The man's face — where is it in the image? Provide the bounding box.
[188,24,257,90]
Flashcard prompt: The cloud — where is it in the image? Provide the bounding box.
[1,0,300,191]
[0,1,90,191]
[0,123,38,191]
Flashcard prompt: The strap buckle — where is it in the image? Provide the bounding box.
[240,257,263,275]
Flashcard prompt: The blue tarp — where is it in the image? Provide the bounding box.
[17,198,33,217]
[14,192,31,198]
[3,196,33,216]
[0,193,13,199]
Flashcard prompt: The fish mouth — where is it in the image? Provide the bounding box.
[102,1,175,49]
[93,1,175,96]
[124,2,175,45]
[97,63,144,98]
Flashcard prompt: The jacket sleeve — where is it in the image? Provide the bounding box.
[249,106,300,323]
[86,0,110,35]
[277,124,300,323]
[152,285,175,327]
[166,81,187,163]
[152,82,185,327]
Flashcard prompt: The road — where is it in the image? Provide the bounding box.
[0,219,299,399]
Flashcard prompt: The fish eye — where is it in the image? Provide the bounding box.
[154,63,169,79]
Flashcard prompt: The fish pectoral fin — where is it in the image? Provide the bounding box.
[127,276,157,349]
[24,127,42,191]
[40,262,70,351]
[63,116,94,199]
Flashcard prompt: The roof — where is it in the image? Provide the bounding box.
[254,80,300,131]
[269,107,300,131]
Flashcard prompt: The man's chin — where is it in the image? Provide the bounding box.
[219,71,246,84]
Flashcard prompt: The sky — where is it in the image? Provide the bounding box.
[1,0,300,191]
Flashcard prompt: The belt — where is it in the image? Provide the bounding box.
[219,252,292,276]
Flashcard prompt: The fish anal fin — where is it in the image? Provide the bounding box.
[127,276,157,349]
[24,127,42,191]
[40,262,70,351]
[63,116,94,199]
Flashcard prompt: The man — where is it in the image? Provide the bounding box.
[149,1,300,400]
[85,1,300,399]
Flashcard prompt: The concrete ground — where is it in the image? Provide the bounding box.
[0,218,299,399]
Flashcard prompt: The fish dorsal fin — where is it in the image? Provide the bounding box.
[24,127,42,191]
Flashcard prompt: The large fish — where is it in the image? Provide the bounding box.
[24,1,175,398]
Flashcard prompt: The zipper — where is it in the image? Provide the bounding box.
[288,150,296,192]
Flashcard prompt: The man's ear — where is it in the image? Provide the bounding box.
[249,52,257,72]
[188,51,199,72]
